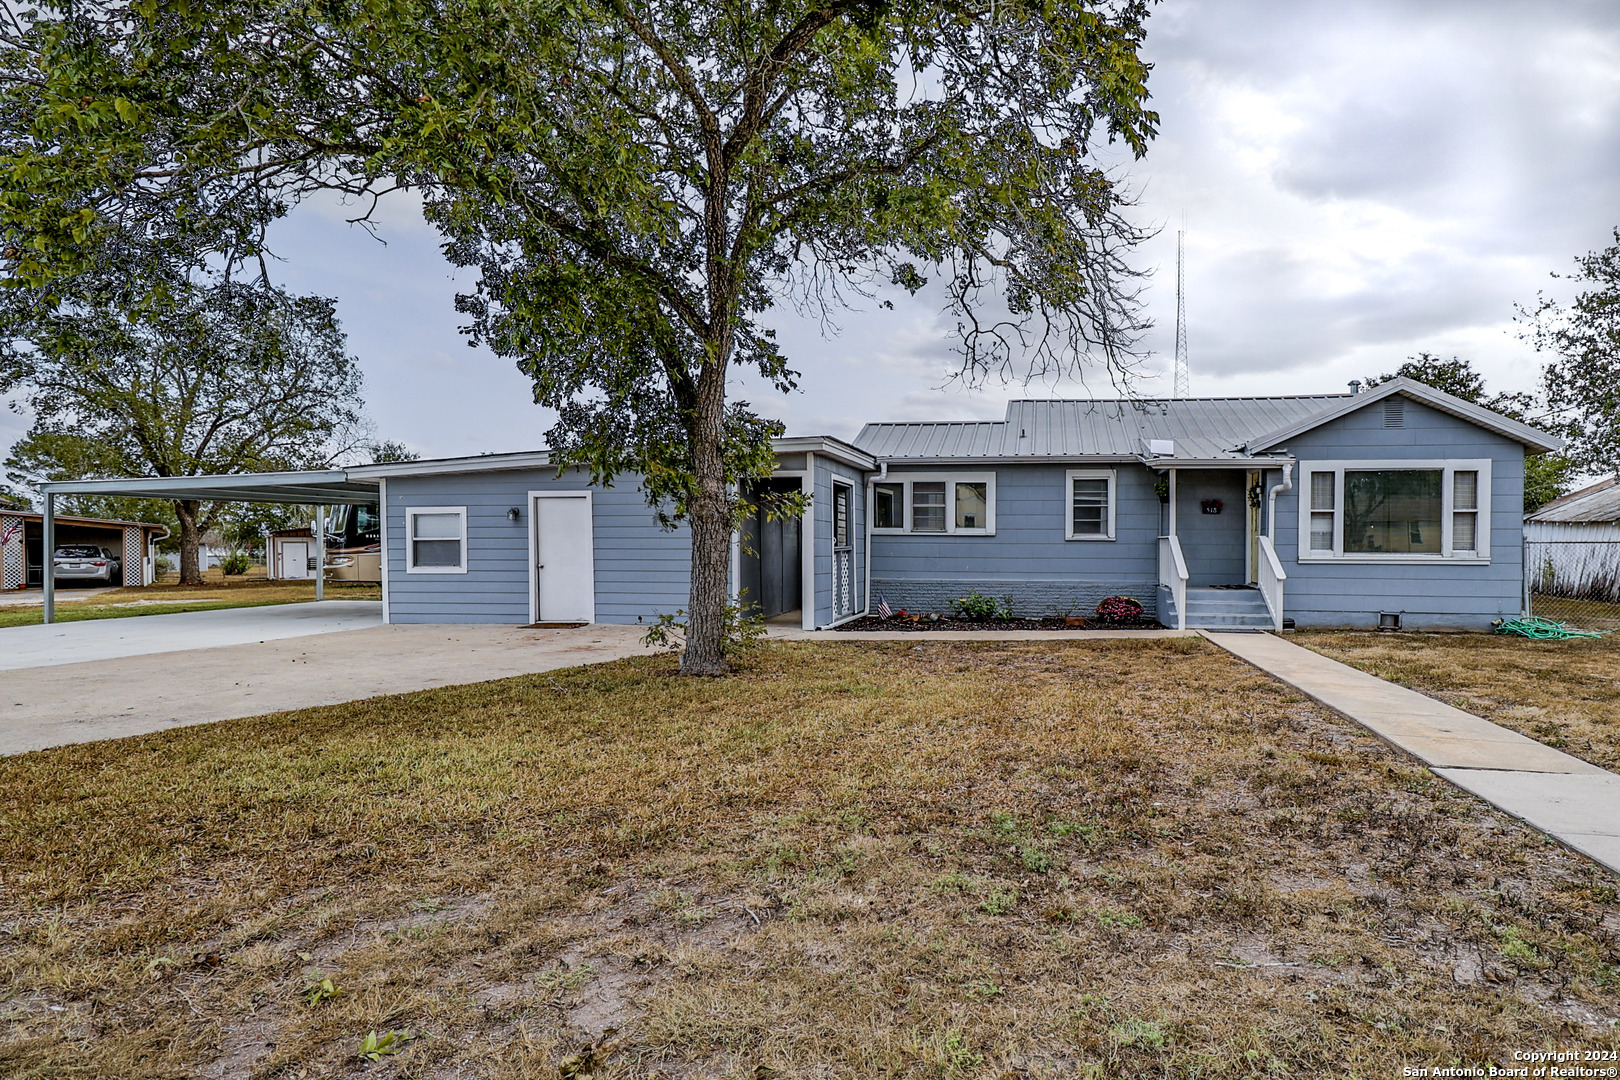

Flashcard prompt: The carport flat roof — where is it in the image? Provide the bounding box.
[39,470,379,505]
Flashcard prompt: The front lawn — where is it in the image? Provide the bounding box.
[0,641,1615,1077]
[0,578,379,629]
[1296,630,1620,772]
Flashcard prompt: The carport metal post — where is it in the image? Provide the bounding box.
[41,492,54,624]
[314,505,325,602]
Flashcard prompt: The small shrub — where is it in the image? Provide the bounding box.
[1094,595,1144,624]
[642,600,765,656]
[951,590,1011,621]
[219,551,252,576]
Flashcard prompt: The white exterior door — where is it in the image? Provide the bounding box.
[280,541,310,580]
[534,494,595,623]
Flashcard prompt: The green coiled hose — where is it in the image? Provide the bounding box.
[1493,616,1611,640]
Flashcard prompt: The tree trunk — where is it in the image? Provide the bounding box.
[175,500,203,585]
[680,324,735,675]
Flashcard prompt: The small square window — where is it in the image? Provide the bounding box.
[407,508,466,573]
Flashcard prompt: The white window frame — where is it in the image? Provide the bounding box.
[405,505,469,574]
[869,472,996,536]
[1064,468,1117,541]
[1295,459,1491,564]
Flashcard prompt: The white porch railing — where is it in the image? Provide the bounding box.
[1258,534,1287,631]
[1158,534,1188,631]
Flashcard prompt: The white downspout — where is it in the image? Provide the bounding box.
[1267,463,1294,543]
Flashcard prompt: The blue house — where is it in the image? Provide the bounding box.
[39,377,1562,631]
[331,377,1558,632]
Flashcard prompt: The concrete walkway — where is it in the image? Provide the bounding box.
[0,600,382,670]
[3,623,654,756]
[1205,630,1620,877]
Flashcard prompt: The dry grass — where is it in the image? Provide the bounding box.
[1297,630,1620,772]
[0,577,379,629]
[1,640,1617,1079]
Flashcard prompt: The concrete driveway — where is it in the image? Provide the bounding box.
[3,613,654,755]
[0,600,383,671]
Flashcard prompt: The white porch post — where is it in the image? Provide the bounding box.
[42,492,55,624]
[314,506,325,601]
[1167,469,1178,536]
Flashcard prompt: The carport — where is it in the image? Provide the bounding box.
[38,470,380,623]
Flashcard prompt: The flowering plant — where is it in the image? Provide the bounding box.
[1094,595,1144,624]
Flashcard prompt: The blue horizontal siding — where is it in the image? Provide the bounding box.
[385,467,690,625]
[1271,398,1527,630]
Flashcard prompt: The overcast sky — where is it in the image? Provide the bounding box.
[6,0,1618,462]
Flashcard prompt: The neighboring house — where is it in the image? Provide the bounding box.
[40,377,1562,630]
[1524,478,1620,603]
[0,511,168,589]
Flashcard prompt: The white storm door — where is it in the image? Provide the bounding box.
[281,541,309,579]
[534,494,595,623]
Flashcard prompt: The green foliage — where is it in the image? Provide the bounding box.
[1527,230,1620,479]
[0,0,1159,669]
[950,590,1011,621]
[219,551,251,576]
[978,887,1017,916]
[301,975,340,1007]
[356,1028,414,1061]
[642,600,767,659]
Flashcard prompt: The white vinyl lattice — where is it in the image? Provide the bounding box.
[835,549,853,618]
[1,515,22,590]
[123,526,142,587]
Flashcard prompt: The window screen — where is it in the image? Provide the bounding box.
[1453,470,1479,552]
[411,511,463,568]
[833,485,851,548]
[911,482,947,533]
[1309,472,1336,552]
[1071,477,1110,536]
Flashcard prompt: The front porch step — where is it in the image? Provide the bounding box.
[1167,586,1275,629]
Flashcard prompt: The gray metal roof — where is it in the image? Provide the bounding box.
[857,382,1565,462]
[856,395,1343,461]
[39,470,379,505]
[1526,477,1620,523]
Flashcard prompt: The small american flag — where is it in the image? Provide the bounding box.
[877,595,892,619]
[0,522,18,546]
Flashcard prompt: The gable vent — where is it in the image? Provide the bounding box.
[1383,398,1406,428]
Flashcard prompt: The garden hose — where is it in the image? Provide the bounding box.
[1492,616,1611,640]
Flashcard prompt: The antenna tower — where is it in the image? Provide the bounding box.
[1173,224,1190,398]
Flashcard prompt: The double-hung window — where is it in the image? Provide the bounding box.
[1065,469,1116,540]
[870,474,995,535]
[406,506,468,573]
[1297,460,1490,562]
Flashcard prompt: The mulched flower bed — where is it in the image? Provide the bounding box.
[832,615,1165,631]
